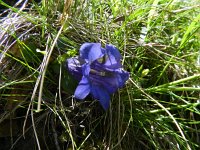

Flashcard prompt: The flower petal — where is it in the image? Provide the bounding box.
[82,63,90,77]
[114,69,130,88]
[89,68,129,94]
[74,76,91,99]
[106,44,122,61]
[66,57,84,80]
[91,85,110,110]
[89,73,117,94]
[80,43,105,62]
[102,44,122,69]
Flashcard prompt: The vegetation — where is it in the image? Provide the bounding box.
[0,0,200,149]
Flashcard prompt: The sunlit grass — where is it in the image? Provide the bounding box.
[0,0,200,149]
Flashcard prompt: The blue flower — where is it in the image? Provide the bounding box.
[66,43,129,110]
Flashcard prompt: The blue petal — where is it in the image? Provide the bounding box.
[102,44,122,69]
[82,63,90,77]
[91,85,110,110]
[106,44,122,61]
[103,55,121,69]
[80,43,105,62]
[89,69,129,94]
[66,57,84,80]
[89,73,118,94]
[74,76,91,99]
[114,69,130,88]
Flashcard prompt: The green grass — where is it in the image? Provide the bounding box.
[0,0,200,149]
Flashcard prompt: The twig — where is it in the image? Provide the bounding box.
[51,117,61,150]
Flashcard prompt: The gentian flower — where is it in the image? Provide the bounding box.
[66,43,129,110]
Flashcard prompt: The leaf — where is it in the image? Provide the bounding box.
[179,13,200,49]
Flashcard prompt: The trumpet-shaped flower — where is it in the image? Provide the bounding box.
[66,43,129,110]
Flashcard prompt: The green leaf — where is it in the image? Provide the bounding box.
[179,13,200,49]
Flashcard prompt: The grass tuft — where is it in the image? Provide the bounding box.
[0,0,200,149]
